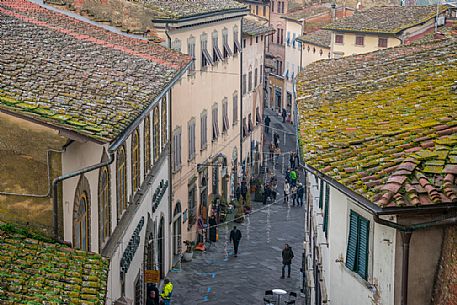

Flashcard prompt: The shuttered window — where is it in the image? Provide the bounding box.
[201,111,207,150]
[318,178,324,209]
[323,183,330,238]
[345,210,370,280]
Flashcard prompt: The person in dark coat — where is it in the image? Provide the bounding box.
[240,180,248,201]
[265,115,271,134]
[297,183,304,207]
[263,183,271,205]
[290,152,296,169]
[235,185,241,202]
[230,226,242,257]
[282,108,287,123]
[281,243,294,278]
[273,132,280,148]
[208,214,217,242]
[147,284,160,305]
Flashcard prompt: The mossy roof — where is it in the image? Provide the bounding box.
[284,4,330,21]
[0,0,191,143]
[242,15,275,36]
[297,38,457,208]
[297,29,332,48]
[0,225,109,304]
[144,0,248,20]
[324,5,441,34]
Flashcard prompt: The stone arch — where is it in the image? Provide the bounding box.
[98,149,111,251]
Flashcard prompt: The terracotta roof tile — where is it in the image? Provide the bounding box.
[0,225,109,304]
[297,37,457,208]
[242,14,275,36]
[324,5,443,34]
[297,29,332,48]
[0,0,191,143]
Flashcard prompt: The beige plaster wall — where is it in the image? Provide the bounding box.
[331,32,401,58]
[301,42,330,67]
[0,112,67,236]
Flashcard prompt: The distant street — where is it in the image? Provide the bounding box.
[168,109,306,304]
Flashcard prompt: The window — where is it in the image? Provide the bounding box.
[278,60,283,75]
[254,68,258,88]
[201,111,207,150]
[280,29,284,44]
[212,31,223,63]
[292,33,296,48]
[323,183,330,238]
[256,36,259,43]
[187,36,196,74]
[276,29,280,44]
[201,33,213,68]
[260,64,263,84]
[318,178,324,209]
[355,35,364,46]
[256,107,261,125]
[255,5,258,15]
[222,29,232,58]
[99,166,111,247]
[242,74,247,95]
[171,38,181,52]
[144,116,151,175]
[131,129,140,192]
[74,192,90,251]
[271,1,274,12]
[281,1,285,13]
[248,71,252,92]
[188,119,196,161]
[378,37,388,48]
[222,98,229,133]
[116,145,127,219]
[277,1,280,12]
[173,127,182,171]
[263,6,266,16]
[212,105,219,141]
[234,26,241,55]
[250,37,253,46]
[346,211,370,280]
[153,106,160,162]
[188,184,197,227]
[242,117,247,138]
[335,34,344,44]
[161,98,167,149]
[243,39,247,48]
[233,93,238,125]
[248,113,253,132]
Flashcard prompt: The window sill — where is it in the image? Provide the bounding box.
[342,264,373,291]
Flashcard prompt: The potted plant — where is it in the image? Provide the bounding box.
[182,240,195,262]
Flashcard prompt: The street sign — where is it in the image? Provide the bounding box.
[144,270,160,283]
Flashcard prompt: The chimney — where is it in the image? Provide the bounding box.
[331,0,336,21]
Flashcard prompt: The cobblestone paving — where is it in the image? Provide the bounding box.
[167,110,305,305]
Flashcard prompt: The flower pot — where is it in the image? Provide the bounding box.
[183,251,193,262]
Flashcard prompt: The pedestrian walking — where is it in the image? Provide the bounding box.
[289,152,296,169]
[282,108,287,123]
[289,169,297,186]
[285,168,291,184]
[274,132,280,148]
[208,214,217,243]
[240,180,248,202]
[269,142,275,162]
[230,226,242,257]
[297,183,304,207]
[160,279,173,305]
[283,181,290,204]
[291,184,297,206]
[281,244,294,279]
[271,177,278,201]
[265,115,271,134]
[263,183,271,205]
[235,184,241,202]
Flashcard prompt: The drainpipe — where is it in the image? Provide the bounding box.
[240,18,244,178]
[373,214,457,305]
[165,22,172,49]
[52,150,115,240]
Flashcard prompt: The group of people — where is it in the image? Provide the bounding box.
[283,167,304,206]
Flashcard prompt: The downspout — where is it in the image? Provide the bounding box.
[165,22,173,226]
[52,150,115,240]
[240,17,244,177]
[373,214,457,305]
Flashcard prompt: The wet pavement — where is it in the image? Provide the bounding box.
[167,109,305,305]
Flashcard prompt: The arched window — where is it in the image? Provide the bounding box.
[73,175,91,251]
[153,106,160,162]
[117,145,127,219]
[144,116,151,176]
[98,165,111,248]
[131,129,140,192]
[161,98,167,150]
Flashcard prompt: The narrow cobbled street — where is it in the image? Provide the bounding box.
[168,109,306,304]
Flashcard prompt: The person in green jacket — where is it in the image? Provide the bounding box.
[160,279,173,305]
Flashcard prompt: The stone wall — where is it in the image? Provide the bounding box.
[0,113,67,236]
[433,225,457,305]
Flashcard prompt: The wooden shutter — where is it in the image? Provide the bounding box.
[318,179,324,209]
[357,217,370,279]
[345,211,358,271]
[323,183,330,238]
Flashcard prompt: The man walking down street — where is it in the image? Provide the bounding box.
[230,226,242,257]
[265,115,271,134]
[297,183,304,207]
[281,244,294,279]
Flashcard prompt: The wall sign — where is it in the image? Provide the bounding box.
[120,216,144,278]
[152,179,169,213]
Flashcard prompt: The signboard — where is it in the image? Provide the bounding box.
[144,270,160,283]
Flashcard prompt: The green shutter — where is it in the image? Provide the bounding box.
[357,217,370,280]
[318,179,324,209]
[345,211,358,271]
[323,183,330,238]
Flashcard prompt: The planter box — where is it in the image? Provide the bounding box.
[183,252,193,262]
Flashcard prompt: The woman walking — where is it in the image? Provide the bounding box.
[283,181,290,204]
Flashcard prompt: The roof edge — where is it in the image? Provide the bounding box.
[151,6,249,24]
